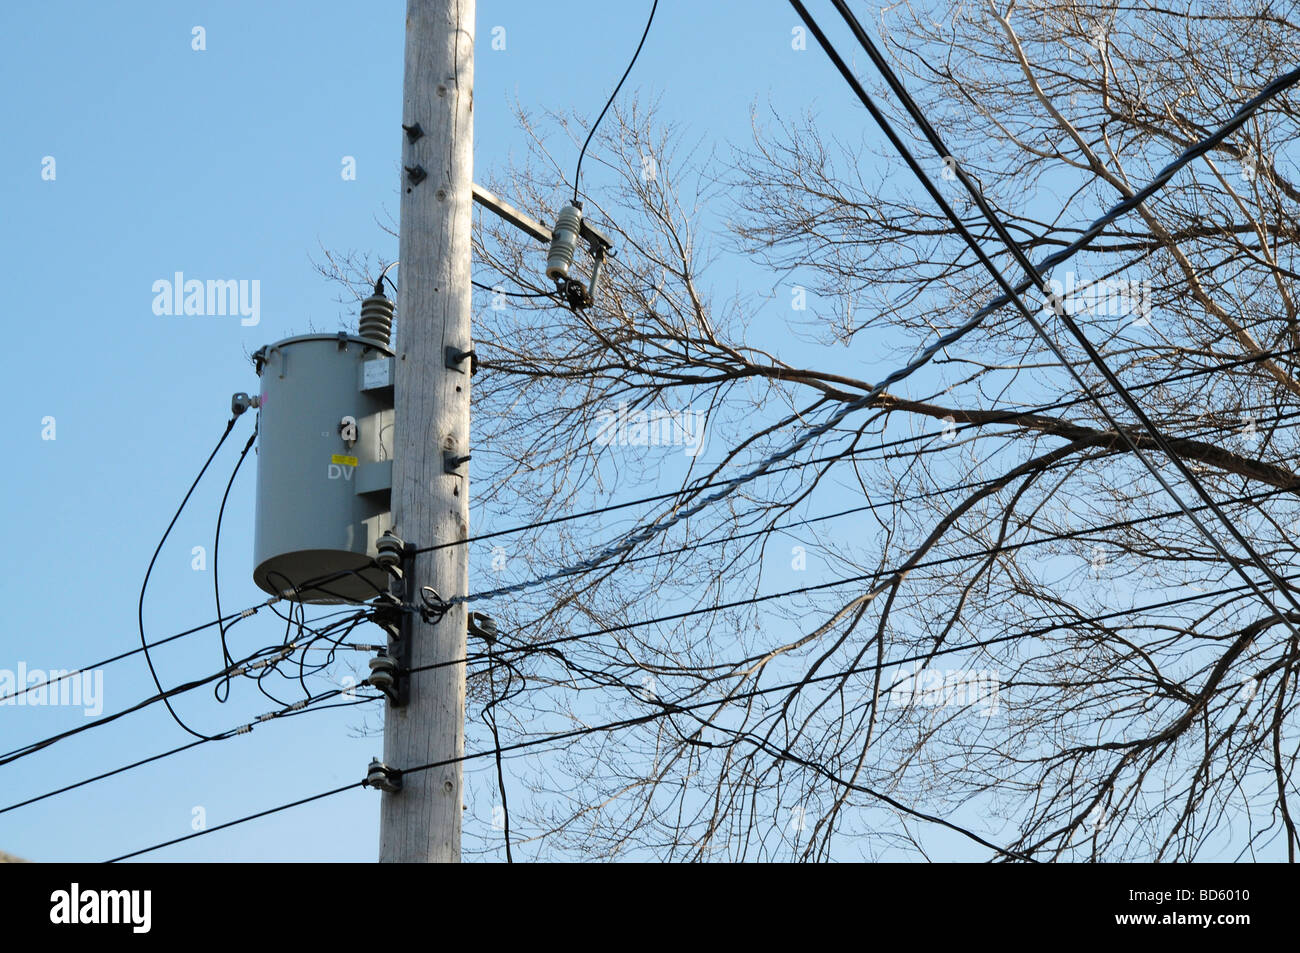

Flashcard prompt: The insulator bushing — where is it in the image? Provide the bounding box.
[359,292,395,347]
[368,653,398,693]
[366,758,402,793]
[375,531,405,576]
[546,204,584,283]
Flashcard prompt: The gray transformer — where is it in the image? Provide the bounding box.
[251,333,396,604]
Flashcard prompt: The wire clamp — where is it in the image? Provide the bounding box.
[467,611,498,644]
[230,392,260,416]
[365,758,403,793]
[420,587,453,624]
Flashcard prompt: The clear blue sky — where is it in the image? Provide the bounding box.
[0,0,1026,861]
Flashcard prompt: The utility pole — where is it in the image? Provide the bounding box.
[380,0,474,863]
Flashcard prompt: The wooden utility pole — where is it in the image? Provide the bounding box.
[380,0,474,863]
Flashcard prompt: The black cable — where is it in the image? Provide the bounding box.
[106,780,365,863]
[412,480,1296,683]
[0,643,287,767]
[5,338,1291,716]
[1,566,379,708]
[0,685,383,815]
[108,634,1043,862]
[572,0,659,203]
[471,278,557,299]
[0,739,208,816]
[791,0,1300,640]
[105,543,1300,862]
[410,341,1300,556]
[0,606,267,706]
[824,1,1300,627]
[484,640,513,862]
[137,416,242,742]
[470,33,1300,609]
[215,421,259,701]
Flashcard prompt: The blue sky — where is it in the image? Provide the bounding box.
[0,0,918,863]
[0,0,1125,862]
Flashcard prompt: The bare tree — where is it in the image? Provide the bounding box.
[320,1,1300,861]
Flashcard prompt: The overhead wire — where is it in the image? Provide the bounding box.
[409,341,1300,558]
[789,0,1300,639]
[424,81,1300,611]
[407,480,1299,684]
[137,415,245,741]
[572,0,659,203]
[214,420,259,700]
[0,682,385,816]
[10,339,1296,717]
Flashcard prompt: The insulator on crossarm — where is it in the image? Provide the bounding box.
[546,203,584,283]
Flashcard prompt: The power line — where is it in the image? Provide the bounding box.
[8,339,1292,723]
[26,402,1294,811]
[214,421,259,697]
[0,602,274,706]
[412,480,1295,684]
[0,686,384,816]
[19,344,1291,721]
[803,0,1300,639]
[470,278,557,299]
[103,546,1300,862]
[572,0,659,203]
[431,88,1293,610]
[0,643,299,768]
[410,341,1300,557]
[106,780,365,863]
[435,399,1300,619]
[137,415,246,741]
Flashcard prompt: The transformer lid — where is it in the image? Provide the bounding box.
[252,333,395,375]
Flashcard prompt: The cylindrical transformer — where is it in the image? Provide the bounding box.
[251,333,396,604]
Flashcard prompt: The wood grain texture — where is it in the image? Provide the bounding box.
[380,0,473,863]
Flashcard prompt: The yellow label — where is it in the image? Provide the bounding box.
[331,454,359,466]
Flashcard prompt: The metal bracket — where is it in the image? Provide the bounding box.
[404,164,428,186]
[580,219,614,255]
[374,542,417,709]
[468,611,497,643]
[445,345,478,375]
[402,121,424,143]
[336,331,350,350]
[444,451,471,475]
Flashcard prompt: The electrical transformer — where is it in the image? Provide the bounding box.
[248,290,397,604]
